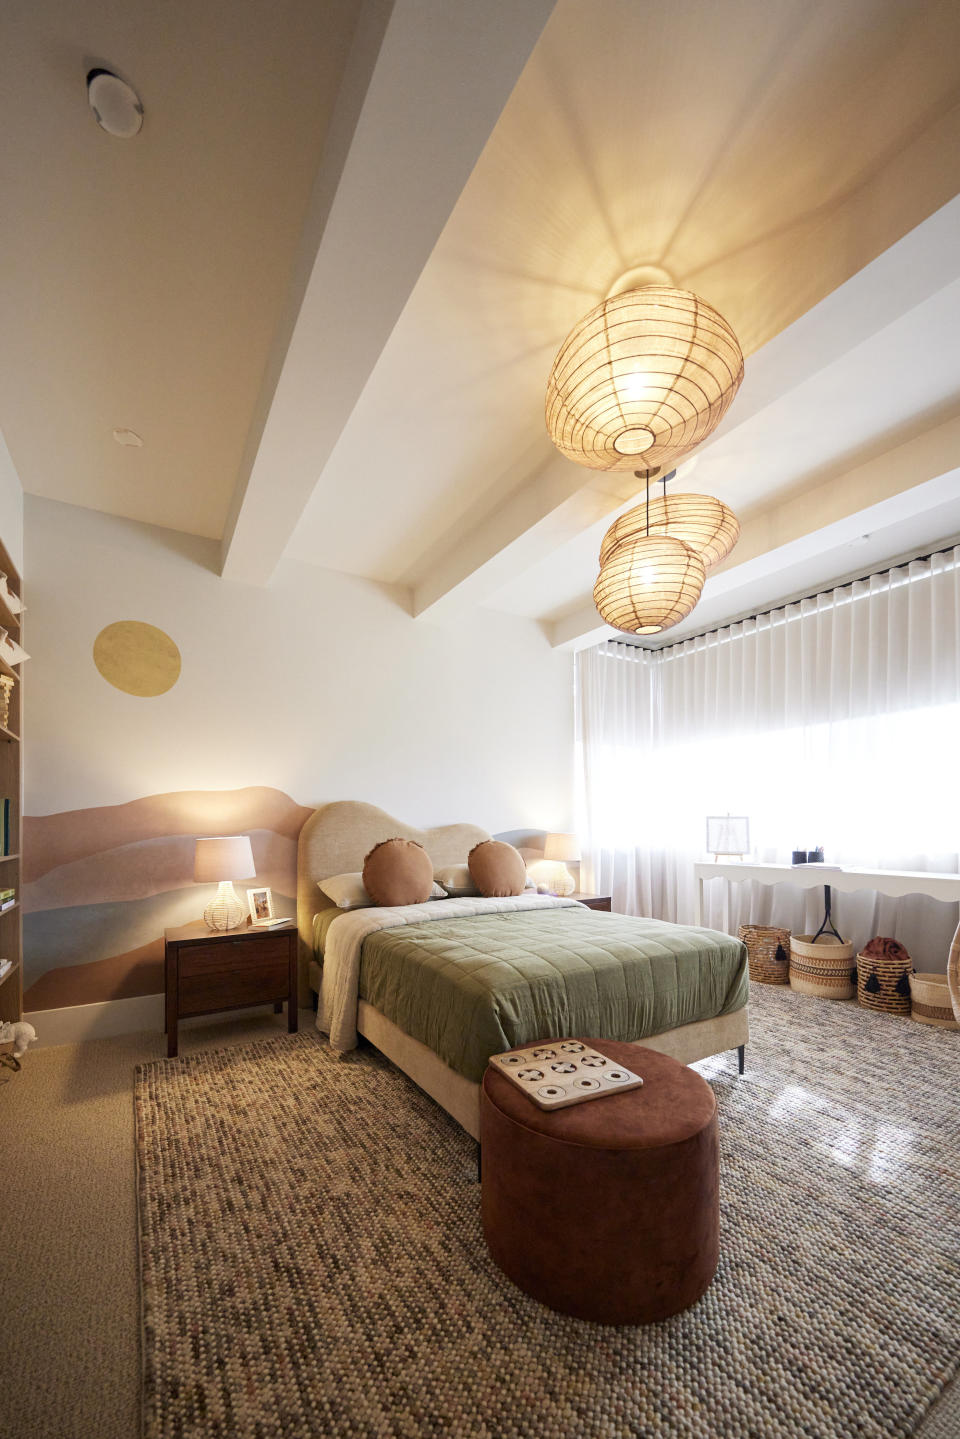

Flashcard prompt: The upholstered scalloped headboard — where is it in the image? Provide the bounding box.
[296,800,492,998]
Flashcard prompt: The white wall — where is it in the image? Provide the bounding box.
[25,495,573,830]
[0,427,24,574]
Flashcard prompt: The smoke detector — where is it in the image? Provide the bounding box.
[87,69,143,138]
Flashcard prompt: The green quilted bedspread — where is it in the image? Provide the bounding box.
[357,907,748,1082]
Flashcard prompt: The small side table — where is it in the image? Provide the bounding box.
[164,920,298,1058]
[569,893,612,912]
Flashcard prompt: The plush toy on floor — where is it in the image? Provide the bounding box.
[0,1019,37,1070]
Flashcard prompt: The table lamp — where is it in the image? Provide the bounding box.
[543,833,580,897]
[194,835,255,931]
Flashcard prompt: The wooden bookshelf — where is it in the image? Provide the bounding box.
[0,533,22,1027]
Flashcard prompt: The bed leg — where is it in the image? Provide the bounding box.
[476,1143,482,1184]
[737,1044,745,1075]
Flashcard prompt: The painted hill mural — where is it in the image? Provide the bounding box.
[24,786,312,1010]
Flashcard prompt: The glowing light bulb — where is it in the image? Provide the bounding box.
[618,369,656,404]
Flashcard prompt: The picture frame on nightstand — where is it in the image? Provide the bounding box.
[247,886,275,925]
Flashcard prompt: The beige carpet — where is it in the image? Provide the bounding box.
[1,1008,312,1439]
[2,1001,959,1439]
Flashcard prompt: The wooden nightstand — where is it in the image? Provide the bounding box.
[570,894,612,912]
[164,920,298,1058]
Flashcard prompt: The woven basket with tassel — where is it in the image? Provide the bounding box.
[738,924,791,985]
[858,938,912,1015]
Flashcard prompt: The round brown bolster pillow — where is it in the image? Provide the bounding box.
[468,839,527,897]
[362,837,434,907]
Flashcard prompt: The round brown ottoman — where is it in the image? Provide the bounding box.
[480,1039,719,1324]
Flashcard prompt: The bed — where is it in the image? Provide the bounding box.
[297,801,749,1140]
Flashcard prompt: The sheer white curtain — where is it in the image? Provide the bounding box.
[575,548,960,969]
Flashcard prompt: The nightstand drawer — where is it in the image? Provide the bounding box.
[179,959,289,1016]
[179,935,289,977]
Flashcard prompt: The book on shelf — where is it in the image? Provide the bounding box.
[0,796,9,855]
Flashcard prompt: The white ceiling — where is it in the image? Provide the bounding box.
[4,0,960,648]
[0,0,363,536]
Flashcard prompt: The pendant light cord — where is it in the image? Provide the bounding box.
[632,465,678,538]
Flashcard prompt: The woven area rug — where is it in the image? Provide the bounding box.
[135,988,960,1438]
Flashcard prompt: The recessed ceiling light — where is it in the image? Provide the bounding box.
[112,427,143,447]
[87,69,143,138]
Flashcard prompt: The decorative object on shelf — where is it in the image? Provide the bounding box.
[0,630,29,667]
[706,816,750,861]
[857,937,912,1015]
[789,934,856,1000]
[247,885,275,926]
[949,920,960,1024]
[600,493,740,572]
[908,972,959,1030]
[0,676,13,728]
[0,573,22,615]
[536,833,580,897]
[546,285,743,474]
[194,835,255,932]
[738,924,790,985]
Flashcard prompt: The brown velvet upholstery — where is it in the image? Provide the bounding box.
[481,1039,719,1324]
[361,838,433,907]
[468,839,527,897]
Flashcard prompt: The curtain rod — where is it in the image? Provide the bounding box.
[608,538,960,653]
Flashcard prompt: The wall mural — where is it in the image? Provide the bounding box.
[93,620,182,696]
[23,786,312,1010]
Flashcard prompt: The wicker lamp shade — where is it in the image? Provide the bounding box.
[593,534,705,635]
[546,286,744,473]
[600,492,740,571]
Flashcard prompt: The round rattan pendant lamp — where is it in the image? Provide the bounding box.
[600,491,740,571]
[594,531,706,635]
[545,285,744,473]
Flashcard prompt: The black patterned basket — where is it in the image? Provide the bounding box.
[789,935,857,999]
[738,924,791,985]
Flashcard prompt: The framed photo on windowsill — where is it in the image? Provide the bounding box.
[247,886,275,926]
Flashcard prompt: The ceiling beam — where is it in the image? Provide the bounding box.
[549,411,960,651]
[410,454,640,619]
[220,0,555,586]
[407,194,960,624]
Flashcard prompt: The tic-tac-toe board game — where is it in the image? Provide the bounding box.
[489,1040,644,1111]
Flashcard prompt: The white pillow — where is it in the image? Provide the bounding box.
[319,872,447,909]
[433,864,479,897]
[318,872,371,909]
